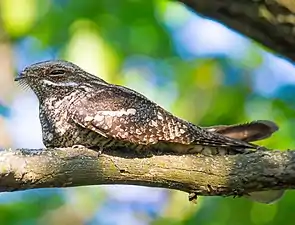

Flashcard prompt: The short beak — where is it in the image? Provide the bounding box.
[14,72,25,81]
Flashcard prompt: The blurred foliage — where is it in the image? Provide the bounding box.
[0,190,64,225]
[0,0,295,224]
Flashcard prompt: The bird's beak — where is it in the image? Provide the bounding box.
[14,72,26,81]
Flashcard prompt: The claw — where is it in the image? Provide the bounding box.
[97,147,103,156]
[188,192,198,204]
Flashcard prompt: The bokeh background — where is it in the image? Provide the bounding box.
[1,0,295,224]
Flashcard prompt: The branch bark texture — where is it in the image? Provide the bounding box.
[0,148,292,198]
[179,0,295,62]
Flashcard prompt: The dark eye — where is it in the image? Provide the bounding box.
[50,69,66,76]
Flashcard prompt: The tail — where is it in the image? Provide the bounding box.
[205,120,284,204]
[204,120,279,142]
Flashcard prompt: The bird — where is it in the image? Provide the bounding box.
[14,60,284,203]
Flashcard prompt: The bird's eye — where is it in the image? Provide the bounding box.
[50,69,66,76]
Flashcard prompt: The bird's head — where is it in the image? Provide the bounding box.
[15,60,107,100]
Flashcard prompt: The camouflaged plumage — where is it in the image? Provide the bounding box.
[15,60,277,156]
[15,60,285,204]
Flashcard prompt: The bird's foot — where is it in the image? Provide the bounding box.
[72,145,102,157]
[188,192,198,204]
[72,144,88,149]
[97,147,103,156]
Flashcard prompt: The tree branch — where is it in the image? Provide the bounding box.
[178,0,295,62]
[0,148,292,199]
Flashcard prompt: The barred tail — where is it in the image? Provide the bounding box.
[204,120,279,142]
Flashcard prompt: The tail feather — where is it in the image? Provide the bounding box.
[204,120,279,142]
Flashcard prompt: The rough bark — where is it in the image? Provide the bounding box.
[179,0,295,62]
[0,148,291,199]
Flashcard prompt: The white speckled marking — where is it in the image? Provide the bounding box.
[84,116,93,122]
[95,108,137,117]
[43,79,79,87]
[94,114,104,122]
[47,133,54,141]
[104,116,113,129]
[179,128,185,134]
[149,120,157,127]
[157,112,164,120]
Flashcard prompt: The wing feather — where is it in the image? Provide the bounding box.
[68,86,185,145]
[68,86,258,150]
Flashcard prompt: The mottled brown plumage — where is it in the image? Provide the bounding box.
[15,60,277,156]
[15,60,285,204]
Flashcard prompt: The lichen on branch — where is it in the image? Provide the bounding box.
[0,148,292,200]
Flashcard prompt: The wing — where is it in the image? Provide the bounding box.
[68,85,192,145]
[68,84,258,150]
